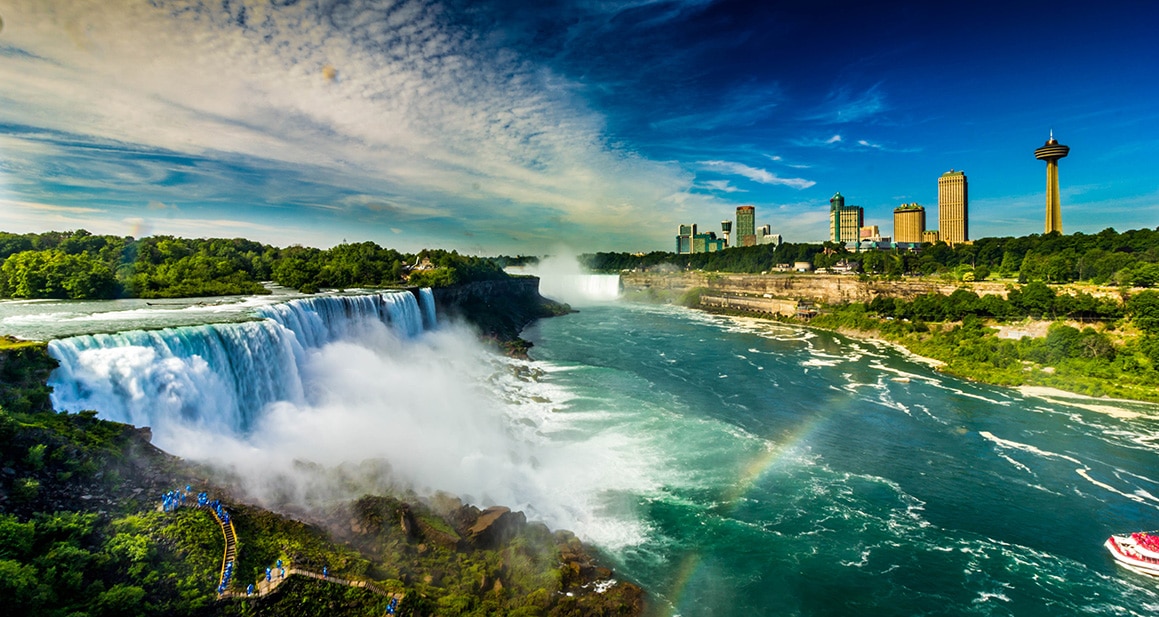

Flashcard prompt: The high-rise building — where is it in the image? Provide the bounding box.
[829,193,843,241]
[829,192,863,244]
[1035,131,1070,234]
[893,203,926,243]
[676,223,725,254]
[676,224,697,254]
[721,220,732,247]
[736,206,756,247]
[938,170,968,245]
[692,234,726,253]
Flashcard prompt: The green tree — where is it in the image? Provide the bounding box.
[1129,290,1159,334]
[1009,281,1056,318]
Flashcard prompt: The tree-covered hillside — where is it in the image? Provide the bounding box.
[0,231,508,299]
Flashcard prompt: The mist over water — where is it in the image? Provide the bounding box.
[508,253,621,305]
[45,290,652,546]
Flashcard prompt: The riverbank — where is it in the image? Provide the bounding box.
[621,270,1158,405]
[695,301,1159,406]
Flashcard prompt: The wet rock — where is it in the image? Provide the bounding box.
[467,506,526,550]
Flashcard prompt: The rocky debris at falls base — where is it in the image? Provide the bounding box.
[339,492,644,615]
[0,343,645,616]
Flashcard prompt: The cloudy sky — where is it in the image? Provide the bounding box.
[0,0,1156,254]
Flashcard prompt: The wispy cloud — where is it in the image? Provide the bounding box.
[806,83,888,124]
[649,82,782,132]
[763,153,811,169]
[701,180,746,193]
[4,200,106,215]
[793,134,843,148]
[699,160,815,190]
[762,201,832,243]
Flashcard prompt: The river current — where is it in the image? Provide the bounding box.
[5,282,1159,615]
[524,301,1159,616]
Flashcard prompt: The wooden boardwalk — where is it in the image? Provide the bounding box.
[225,565,400,601]
[164,491,402,606]
[208,505,238,592]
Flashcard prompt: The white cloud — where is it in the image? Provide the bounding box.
[699,160,815,190]
[702,180,745,193]
[826,134,843,144]
[0,0,710,251]
[807,84,888,124]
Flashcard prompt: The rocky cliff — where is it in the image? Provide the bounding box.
[431,276,570,356]
[622,271,1014,304]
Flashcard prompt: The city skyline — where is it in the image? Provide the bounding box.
[0,1,1157,254]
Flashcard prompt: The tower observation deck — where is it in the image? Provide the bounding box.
[1035,132,1070,234]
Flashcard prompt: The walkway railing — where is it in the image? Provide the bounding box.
[162,486,401,609]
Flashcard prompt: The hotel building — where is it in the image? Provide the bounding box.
[893,203,926,244]
[937,170,968,245]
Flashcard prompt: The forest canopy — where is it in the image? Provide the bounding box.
[0,231,507,299]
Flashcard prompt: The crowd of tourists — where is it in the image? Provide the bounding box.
[217,560,235,595]
[1131,532,1159,553]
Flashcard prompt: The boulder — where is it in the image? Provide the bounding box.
[466,506,526,549]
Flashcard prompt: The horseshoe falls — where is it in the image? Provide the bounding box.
[22,290,1159,615]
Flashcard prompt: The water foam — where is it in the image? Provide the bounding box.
[45,289,658,547]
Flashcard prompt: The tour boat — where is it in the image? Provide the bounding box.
[1105,532,1159,576]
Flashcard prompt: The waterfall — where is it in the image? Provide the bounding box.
[47,290,435,435]
[537,274,622,304]
[419,288,437,330]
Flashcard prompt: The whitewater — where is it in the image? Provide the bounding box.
[8,278,1159,615]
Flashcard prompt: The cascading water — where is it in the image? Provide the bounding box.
[419,287,437,330]
[41,286,651,545]
[534,273,622,305]
[48,290,433,436]
[507,255,621,304]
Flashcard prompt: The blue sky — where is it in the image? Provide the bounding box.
[0,0,1156,254]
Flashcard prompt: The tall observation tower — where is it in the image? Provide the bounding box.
[1035,131,1070,234]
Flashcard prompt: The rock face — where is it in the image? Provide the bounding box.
[340,493,645,615]
[431,277,571,357]
[466,505,526,550]
[623,271,1012,304]
[624,271,1125,307]
[432,277,566,340]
